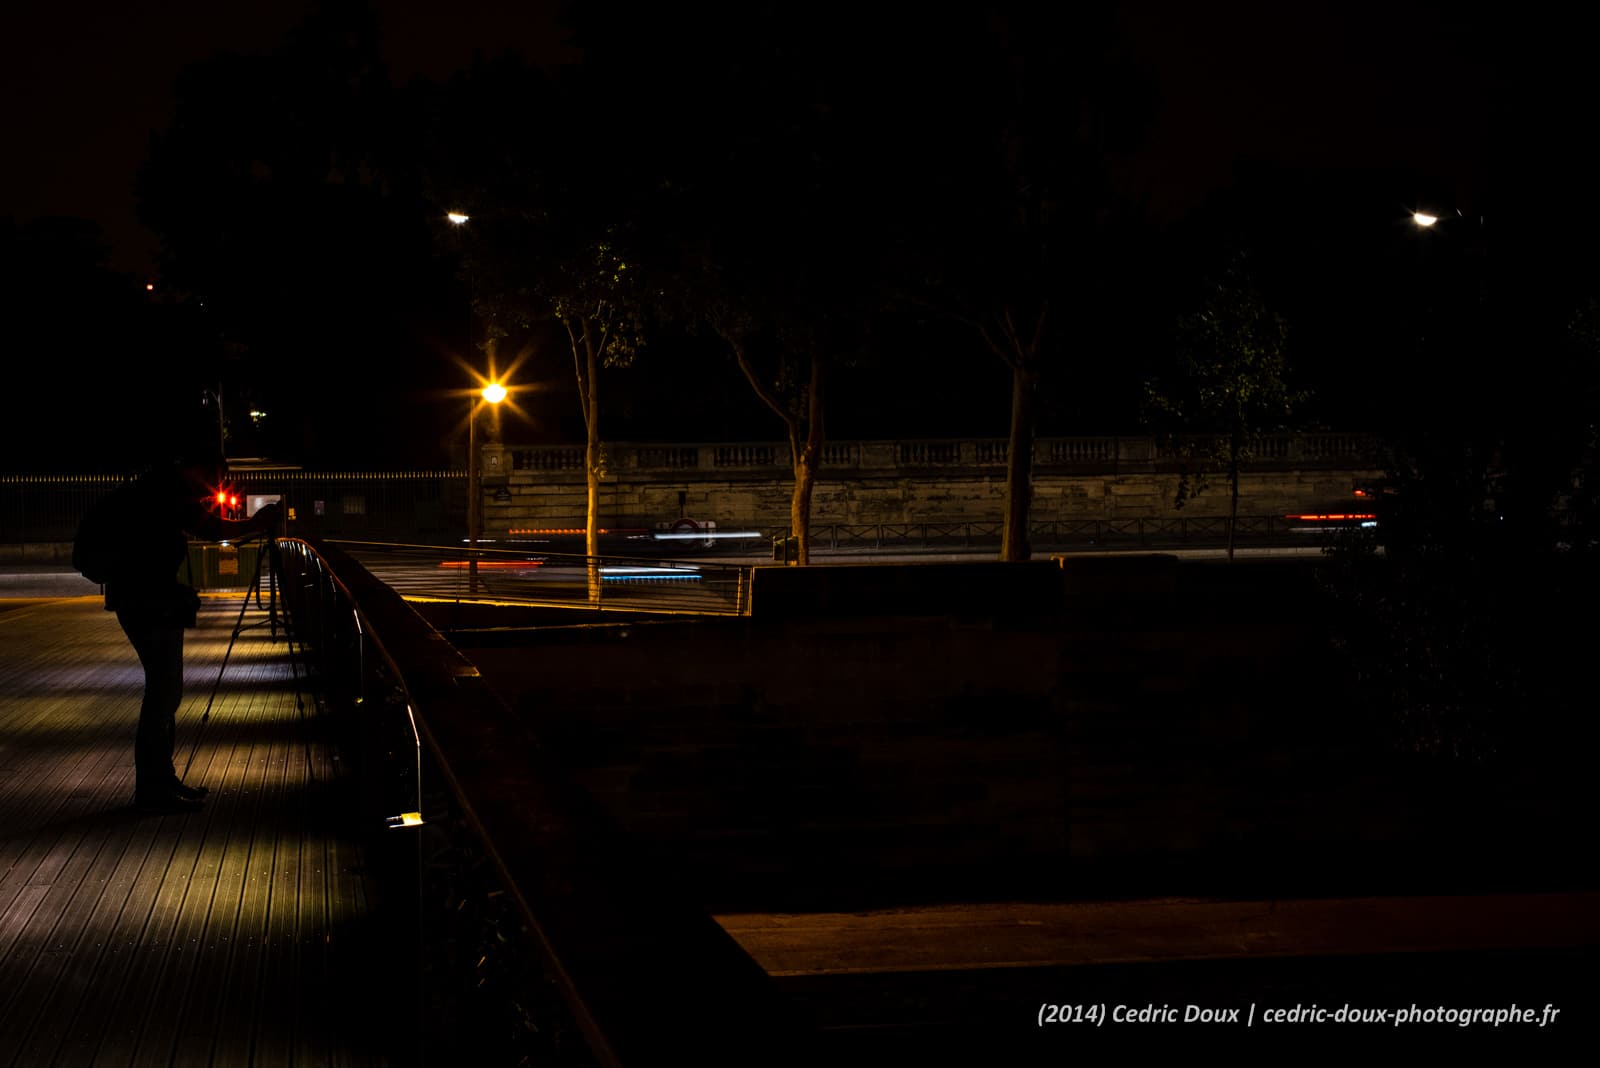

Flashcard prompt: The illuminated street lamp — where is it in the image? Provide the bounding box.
[446,209,501,588]
[467,380,506,590]
[1412,212,1439,227]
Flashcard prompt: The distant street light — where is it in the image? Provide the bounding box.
[467,380,507,591]
[447,211,470,226]
[1413,212,1439,227]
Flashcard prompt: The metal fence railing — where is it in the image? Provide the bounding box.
[0,474,126,543]
[331,540,752,616]
[0,472,464,546]
[510,433,1381,476]
[273,537,806,1066]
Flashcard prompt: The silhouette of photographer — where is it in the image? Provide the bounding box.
[102,450,282,812]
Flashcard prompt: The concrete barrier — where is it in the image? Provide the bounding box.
[747,560,1067,619]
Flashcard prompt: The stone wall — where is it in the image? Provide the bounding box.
[482,434,1384,533]
[485,450,1384,533]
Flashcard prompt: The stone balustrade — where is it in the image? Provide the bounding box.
[486,434,1385,530]
[505,433,1376,479]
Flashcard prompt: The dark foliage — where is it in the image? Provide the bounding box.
[136,0,461,466]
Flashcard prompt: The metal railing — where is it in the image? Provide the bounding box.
[0,474,125,542]
[511,432,1379,476]
[0,471,463,546]
[272,537,807,1066]
[330,540,753,616]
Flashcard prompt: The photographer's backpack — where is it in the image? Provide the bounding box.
[73,484,134,587]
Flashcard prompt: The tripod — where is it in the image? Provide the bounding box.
[234,533,284,640]
[179,532,312,782]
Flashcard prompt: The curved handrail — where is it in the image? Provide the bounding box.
[273,536,807,1066]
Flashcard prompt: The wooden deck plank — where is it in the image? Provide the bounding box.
[0,735,126,894]
[169,656,296,1066]
[209,703,296,1068]
[97,623,312,1065]
[131,732,267,1061]
[46,818,185,1065]
[253,640,329,1066]
[51,808,190,1068]
[90,786,223,1063]
[0,816,131,1050]
[293,782,331,1067]
[0,885,50,980]
[0,595,391,1068]
[7,816,161,1066]
[249,762,306,1067]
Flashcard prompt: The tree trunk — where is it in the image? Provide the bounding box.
[790,444,814,566]
[1000,363,1038,562]
[583,321,602,604]
[1227,446,1240,563]
[724,332,824,567]
[789,355,825,565]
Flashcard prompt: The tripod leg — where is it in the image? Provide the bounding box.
[178,540,268,781]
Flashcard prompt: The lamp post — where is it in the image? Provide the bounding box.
[467,381,507,592]
[448,209,473,359]
[201,385,226,459]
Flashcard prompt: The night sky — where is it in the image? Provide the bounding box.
[2,0,574,277]
[3,1,1597,467]
[3,0,1506,278]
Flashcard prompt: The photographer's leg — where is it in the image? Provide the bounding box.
[119,612,199,810]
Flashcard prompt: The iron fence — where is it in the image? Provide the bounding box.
[0,474,126,543]
[0,471,464,545]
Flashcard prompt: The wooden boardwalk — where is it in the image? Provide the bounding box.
[0,593,400,1067]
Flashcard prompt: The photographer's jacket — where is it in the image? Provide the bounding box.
[103,466,237,615]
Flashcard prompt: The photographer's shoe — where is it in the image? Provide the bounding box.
[170,777,209,800]
[135,787,204,814]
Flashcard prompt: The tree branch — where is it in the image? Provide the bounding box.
[722,329,798,439]
[944,303,1017,369]
[564,317,590,432]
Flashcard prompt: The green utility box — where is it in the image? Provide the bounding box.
[182,542,264,590]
